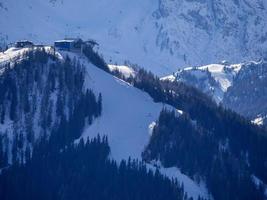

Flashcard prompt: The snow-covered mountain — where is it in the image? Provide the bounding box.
[164,59,267,125]
[2,44,267,199]
[0,47,210,199]
[223,60,267,125]
[1,0,267,75]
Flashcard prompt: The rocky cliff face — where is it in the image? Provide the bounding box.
[223,60,267,125]
[167,59,267,125]
[0,0,266,75]
[155,0,267,65]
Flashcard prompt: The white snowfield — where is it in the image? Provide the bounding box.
[59,51,211,200]
[182,63,242,93]
[107,64,136,78]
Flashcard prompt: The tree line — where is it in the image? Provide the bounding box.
[0,135,193,200]
[143,109,266,200]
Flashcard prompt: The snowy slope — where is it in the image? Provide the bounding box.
[1,0,267,75]
[107,64,136,78]
[0,45,211,199]
[58,51,211,199]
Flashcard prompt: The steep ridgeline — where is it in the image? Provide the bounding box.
[163,59,267,125]
[1,0,267,74]
[108,64,267,199]
[0,48,102,167]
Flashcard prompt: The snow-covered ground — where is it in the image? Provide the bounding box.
[57,50,211,199]
[195,64,242,92]
[147,161,212,200]
[0,47,211,199]
[252,115,266,126]
[162,63,243,103]
[252,175,267,196]
[108,64,136,78]
[0,47,32,70]
[0,46,55,67]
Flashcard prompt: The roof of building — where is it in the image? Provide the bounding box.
[55,39,76,43]
[55,38,82,43]
[16,40,33,43]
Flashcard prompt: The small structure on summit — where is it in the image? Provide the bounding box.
[54,38,83,51]
[15,40,34,48]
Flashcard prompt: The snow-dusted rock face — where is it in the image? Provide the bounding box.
[0,0,266,75]
[166,63,242,103]
[154,0,267,68]
[223,60,267,125]
[166,59,267,125]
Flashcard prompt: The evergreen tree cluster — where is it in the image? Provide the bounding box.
[116,67,267,184]
[0,136,8,168]
[0,135,189,200]
[105,65,267,199]
[143,109,266,200]
[83,45,110,73]
[0,48,102,166]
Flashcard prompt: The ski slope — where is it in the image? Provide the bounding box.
[58,51,211,199]
[0,47,211,199]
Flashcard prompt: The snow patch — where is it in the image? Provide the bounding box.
[147,161,212,200]
[108,64,136,78]
[58,51,209,199]
[252,116,264,126]
[148,121,156,136]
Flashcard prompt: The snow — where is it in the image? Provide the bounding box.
[148,121,156,136]
[251,175,267,197]
[55,39,76,43]
[108,64,136,78]
[163,62,244,103]
[197,64,238,92]
[160,167,211,199]
[252,116,265,126]
[0,47,55,68]
[147,161,211,200]
[57,50,210,199]
[0,47,29,68]
[160,74,176,82]
[1,0,266,76]
[76,53,165,161]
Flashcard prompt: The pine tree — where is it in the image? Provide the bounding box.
[97,93,102,116]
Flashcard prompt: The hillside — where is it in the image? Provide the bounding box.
[1,44,267,199]
[0,47,210,199]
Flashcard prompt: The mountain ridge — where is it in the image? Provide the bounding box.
[1,0,267,75]
[165,59,267,125]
